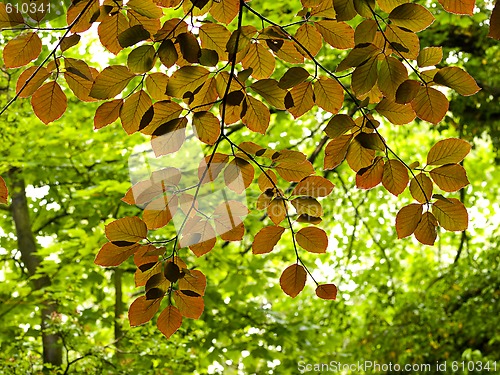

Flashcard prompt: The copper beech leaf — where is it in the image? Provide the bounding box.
[0,176,7,205]
[90,66,136,100]
[295,227,328,253]
[395,203,423,239]
[178,270,207,296]
[94,99,123,129]
[356,156,384,190]
[432,198,468,231]
[426,138,471,166]
[489,1,500,39]
[252,226,286,254]
[275,160,314,182]
[409,173,433,203]
[291,197,323,217]
[411,86,449,124]
[314,77,344,114]
[414,211,438,245]
[417,47,443,67]
[94,242,140,267]
[192,111,221,145]
[267,198,287,225]
[315,284,338,300]
[389,4,434,32]
[16,66,50,98]
[429,164,469,192]
[157,305,183,339]
[3,32,42,68]
[433,67,481,96]
[438,0,474,15]
[224,157,254,194]
[105,216,148,243]
[128,296,162,326]
[280,264,307,298]
[382,159,409,196]
[324,114,355,139]
[324,135,353,170]
[375,98,416,125]
[31,82,67,125]
[314,20,355,50]
[173,290,204,319]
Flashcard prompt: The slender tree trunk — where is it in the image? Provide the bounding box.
[114,268,124,362]
[8,168,63,371]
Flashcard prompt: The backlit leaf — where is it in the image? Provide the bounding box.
[291,197,323,217]
[395,203,423,238]
[143,195,178,230]
[199,23,231,59]
[333,0,357,21]
[3,32,42,68]
[267,198,287,225]
[145,72,170,101]
[157,306,182,339]
[296,227,328,253]
[275,160,315,182]
[224,157,254,194]
[352,56,379,97]
[336,43,379,72]
[438,0,474,15]
[288,81,315,118]
[292,176,334,198]
[178,270,207,296]
[324,114,355,139]
[94,242,140,267]
[314,77,344,114]
[346,138,376,172]
[166,66,210,98]
[193,111,221,145]
[258,170,278,192]
[94,99,123,129]
[16,66,50,98]
[0,3,24,28]
[395,80,421,104]
[251,79,287,109]
[378,56,408,100]
[31,82,67,125]
[241,43,275,79]
[198,153,230,184]
[385,24,420,59]
[376,98,416,125]
[316,284,338,300]
[433,67,481,96]
[429,164,469,192]
[411,86,449,124]
[67,0,100,33]
[414,211,438,245]
[173,290,204,319]
[382,159,409,196]
[118,24,150,48]
[213,200,248,241]
[432,198,468,231]
[356,156,384,189]
[295,23,323,57]
[427,138,471,166]
[98,12,129,55]
[252,226,286,254]
[128,296,162,326]
[409,173,433,203]
[90,66,136,100]
[127,45,156,74]
[105,216,148,243]
[280,264,307,298]
[128,0,163,18]
[488,1,500,39]
[210,0,239,24]
[389,4,434,32]
[315,20,355,49]
[417,47,443,68]
[120,90,152,135]
[151,117,188,157]
[242,96,271,134]
[324,135,353,170]
[378,0,409,13]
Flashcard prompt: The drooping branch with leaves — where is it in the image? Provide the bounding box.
[0,0,498,339]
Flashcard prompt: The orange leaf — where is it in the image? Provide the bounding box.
[3,32,42,68]
[356,156,384,190]
[296,227,328,253]
[378,56,408,100]
[224,157,254,194]
[427,138,471,166]
[192,111,221,145]
[258,170,278,192]
[31,82,67,125]
[251,79,287,109]
[291,197,323,217]
[275,160,314,182]
[429,164,469,192]
[295,23,323,57]
[90,65,136,100]
[432,198,468,231]
[252,226,286,254]
[105,216,148,243]
[173,290,204,319]
[157,305,183,339]
[98,12,129,55]
[346,138,376,172]
[151,117,188,157]
[143,195,178,230]
[128,295,162,326]
[242,96,271,134]
[288,81,315,118]
[16,66,50,98]
[433,67,481,96]
[165,66,210,98]
[241,43,275,80]
[395,79,421,104]
[145,72,170,101]
[352,56,379,97]
[213,200,248,241]
[0,176,7,205]
[324,135,353,170]
[414,211,438,245]
[382,159,409,196]
[292,176,334,198]
[178,270,207,296]
[438,0,474,15]
[409,173,433,203]
[210,0,239,24]
[314,77,344,114]
[198,153,230,184]
[314,20,355,49]
[94,99,123,129]
[395,203,423,239]
[120,90,152,135]
[94,242,140,267]
[267,198,287,225]
[376,98,416,125]
[324,114,355,139]
[411,86,449,124]
[315,284,338,300]
[280,264,307,298]
[0,3,24,29]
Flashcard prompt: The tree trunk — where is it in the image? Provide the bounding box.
[114,268,124,357]
[8,168,63,371]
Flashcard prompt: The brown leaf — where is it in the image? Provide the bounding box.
[409,173,433,203]
[224,157,254,194]
[157,305,183,339]
[314,77,344,114]
[275,160,314,182]
[173,290,204,319]
[324,114,355,139]
[296,227,328,253]
[128,295,162,326]
[178,270,207,296]
[395,203,423,239]
[427,138,471,166]
[0,176,7,205]
[3,32,42,68]
[90,65,136,100]
[433,67,481,96]
[438,0,474,15]
[432,198,468,231]
[414,211,438,245]
[105,216,148,243]
[389,4,434,32]
[356,156,384,189]
[292,176,334,198]
[324,135,353,170]
[315,284,338,300]
[280,264,307,298]
[417,47,443,68]
[31,82,67,125]
[267,198,287,225]
[376,98,416,125]
[193,111,221,145]
[252,226,286,254]
[314,20,355,49]
[411,86,449,124]
[16,66,50,98]
[382,159,409,196]
[94,99,123,130]
[429,164,469,192]
[242,96,271,134]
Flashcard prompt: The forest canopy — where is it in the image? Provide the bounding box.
[0,0,499,373]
